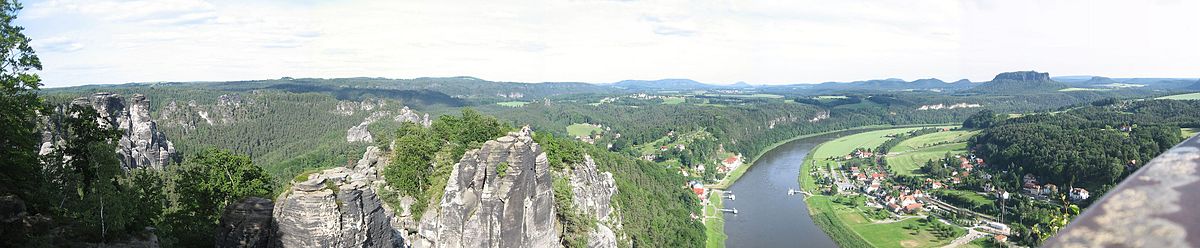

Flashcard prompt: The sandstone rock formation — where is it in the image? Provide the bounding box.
[569,155,621,248]
[413,127,559,248]
[347,106,431,143]
[271,146,399,248]
[394,106,432,127]
[215,146,402,248]
[43,93,178,169]
[216,197,275,248]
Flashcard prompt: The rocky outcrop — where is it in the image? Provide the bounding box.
[394,106,432,127]
[413,127,559,248]
[216,197,275,248]
[347,106,431,143]
[159,94,254,129]
[569,155,621,248]
[215,147,400,248]
[271,146,399,248]
[44,93,178,169]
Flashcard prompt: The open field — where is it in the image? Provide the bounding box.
[636,130,710,155]
[935,189,993,210]
[662,97,686,105]
[801,127,965,248]
[1184,128,1198,138]
[1156,92,1200,100]
[705,93,785,99]
[854,218,959,248]
[566,123,602,137]
[815,95,849,99]
[1058,87,1109,92]
[886,130,976,176]
[704,191,727,248]
[808,128,926,159]
[496,101,529,107]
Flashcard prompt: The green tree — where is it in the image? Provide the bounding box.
[161,149,273,247]
[963,109,1001,129]
[0,0,46,216]
[432,108,509,151]
[385,122,438,198]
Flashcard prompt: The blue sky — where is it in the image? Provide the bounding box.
[17,0,1200,87]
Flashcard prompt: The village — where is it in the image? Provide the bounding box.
[798,127,1096,247]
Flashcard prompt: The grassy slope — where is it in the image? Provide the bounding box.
[662,97,686,105]
[1058,88,1109,92]
[1156,92,1200,100]
[801,127,962,248]
[885,130,976,176]
[566,123,603,137]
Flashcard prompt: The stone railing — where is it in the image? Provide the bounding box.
[1045,134,1200,247]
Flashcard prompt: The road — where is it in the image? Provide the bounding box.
[943,227,986,248]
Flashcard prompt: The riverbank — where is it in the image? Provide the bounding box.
[710,123,956,189]
[704,190,727,248]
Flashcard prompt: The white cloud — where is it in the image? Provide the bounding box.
[31,37,84,52]
[14,0,1200,87]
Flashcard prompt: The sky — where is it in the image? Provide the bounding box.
[17,0,1200,87]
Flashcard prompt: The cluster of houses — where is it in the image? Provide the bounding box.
[1021,174,1090,202]
[877,190,926,214]
[715,154,743,174]
[836,157,928,214]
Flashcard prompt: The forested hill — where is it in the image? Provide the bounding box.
[611,78,725,90]
[969,99,1200,200]
[45,76,621,103]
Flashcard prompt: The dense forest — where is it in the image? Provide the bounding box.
[972,100,1196,193]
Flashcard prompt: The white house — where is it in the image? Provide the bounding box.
[1070,188,1090,201]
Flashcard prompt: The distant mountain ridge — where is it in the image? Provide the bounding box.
[801,78,974,91]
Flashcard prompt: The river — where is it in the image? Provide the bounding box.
[723,130,875,248]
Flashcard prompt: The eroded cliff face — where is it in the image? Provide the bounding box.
[41,92,178,169]
[413,127,559,248]
[219,128,625,248]
[216,146,403,248]
[216,197,274,248]
[271,146,400,248]
[568,155,622,248]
